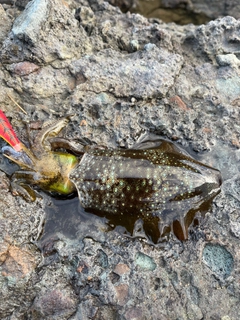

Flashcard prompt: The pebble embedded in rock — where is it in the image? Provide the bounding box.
[114,263,130,275]
[114,283,129,306]
[202,244,234,279]
[135,252,156,271]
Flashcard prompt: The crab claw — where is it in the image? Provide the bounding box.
[0,110,22,151]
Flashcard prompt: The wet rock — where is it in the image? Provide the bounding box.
[81,303,120,320]
[1,0,240,319]
[31,288,78,319]
[0,244,36,279]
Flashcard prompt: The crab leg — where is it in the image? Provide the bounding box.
[0,110,23,151]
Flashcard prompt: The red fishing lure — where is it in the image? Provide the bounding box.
[0,110,22,151]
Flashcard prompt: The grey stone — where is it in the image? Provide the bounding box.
[12,0,49,43]
[135,252,157,271]
[69,47,183,99]
[202,244,234,279]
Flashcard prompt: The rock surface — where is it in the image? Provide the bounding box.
[0,0,240,319]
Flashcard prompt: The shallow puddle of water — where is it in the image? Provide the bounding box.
[108,0,211,25]
[130,2,211,25]
[194,142,240,182]
[41,196,82,240]
[38,195,110,252]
